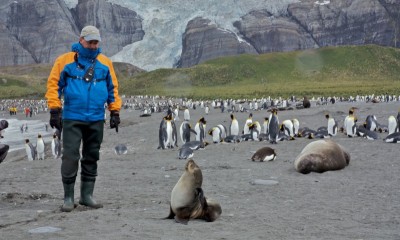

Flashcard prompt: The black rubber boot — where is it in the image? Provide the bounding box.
[79,180,103,209]
[61,183,75,212]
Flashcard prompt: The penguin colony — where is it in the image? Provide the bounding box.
[157,103,400,173]
[0,96,399,226]
[21,130,62,161]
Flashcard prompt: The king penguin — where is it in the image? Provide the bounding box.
[292,118,300,137]
[167,113,178,148]
[268,108,279,144]
[345,115,357,137]
[258,117,269,141]
[208,124,227,143]
[243,113,253,135]
[36,134,45,160]
[158,111,178,149]
[325,114,338,137]
[178,147,194,160]
[251,146,277,162]
[51,131,62,159]
[229,114,240,136]
[173,107,180,121]
[364,115,378,131]
[388,116,399,135]
[280,119,295,140]
[383,132,400,143]
[158,115,168,149]
[205,105,210,115]
[249,121,261,141]
[180,120,196,144]
[25,139,36,161]
[343,107,356,134]
[396,108,400,127]
[183,108,190,121]
[194,117,207,143]
[263,117,269,135]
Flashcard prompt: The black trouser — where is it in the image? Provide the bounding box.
[61,120,104,184]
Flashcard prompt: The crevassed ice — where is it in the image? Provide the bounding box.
[64,0,299,70]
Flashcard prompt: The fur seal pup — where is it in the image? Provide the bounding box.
[303,96,311,108]
[166,159,222,224]
[294,140,350,174]
[251,147,277,162]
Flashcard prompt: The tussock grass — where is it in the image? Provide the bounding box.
[123,45,400,99]
[1,45,399,99]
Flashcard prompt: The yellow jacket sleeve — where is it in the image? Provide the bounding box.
[98,54,122,112]
[45,53,75,109]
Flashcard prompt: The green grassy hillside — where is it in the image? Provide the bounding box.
[1,45,400,99]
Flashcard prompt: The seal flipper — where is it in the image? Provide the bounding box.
[164,205,175,219]
[195,187,208,210]
[174,216,189,225]
[165,205,189,225]
[173,207,192,225]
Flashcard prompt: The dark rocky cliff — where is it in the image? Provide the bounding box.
[179,0,399,67]
[0,0,398,69]
[0,0,143,66]
[177,17,257,68]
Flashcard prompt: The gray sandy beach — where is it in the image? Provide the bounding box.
[0,100,399,239]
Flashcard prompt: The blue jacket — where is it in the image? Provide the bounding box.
[46,43,121,122]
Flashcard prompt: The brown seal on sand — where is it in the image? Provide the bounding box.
[303,96,311,108]
[165,159,222,224]
[294,140,350,174]
[251,147,277,162]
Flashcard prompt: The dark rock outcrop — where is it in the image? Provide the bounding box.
[233,10,316,53]
[178,0,399,67]
[72,0,144,57]
[0,0,399,69]
[177,17,257,68]
[288,0,396,48]
[0,0,143,66]
[2,0,78,65]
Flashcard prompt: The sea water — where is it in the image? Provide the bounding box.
[0,118,53,152]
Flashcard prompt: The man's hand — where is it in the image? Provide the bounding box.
[49,108,62,131]
[110,111,120,132]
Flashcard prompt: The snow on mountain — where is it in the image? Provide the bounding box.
[64,0,299,70]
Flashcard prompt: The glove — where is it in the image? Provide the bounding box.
[110,111,120,132]
[49,108,62,131]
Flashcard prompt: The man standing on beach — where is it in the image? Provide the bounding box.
[45,25,122,212]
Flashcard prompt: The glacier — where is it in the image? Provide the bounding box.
[63,0,299,71]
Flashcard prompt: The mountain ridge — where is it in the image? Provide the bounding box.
[0,0,399,71]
